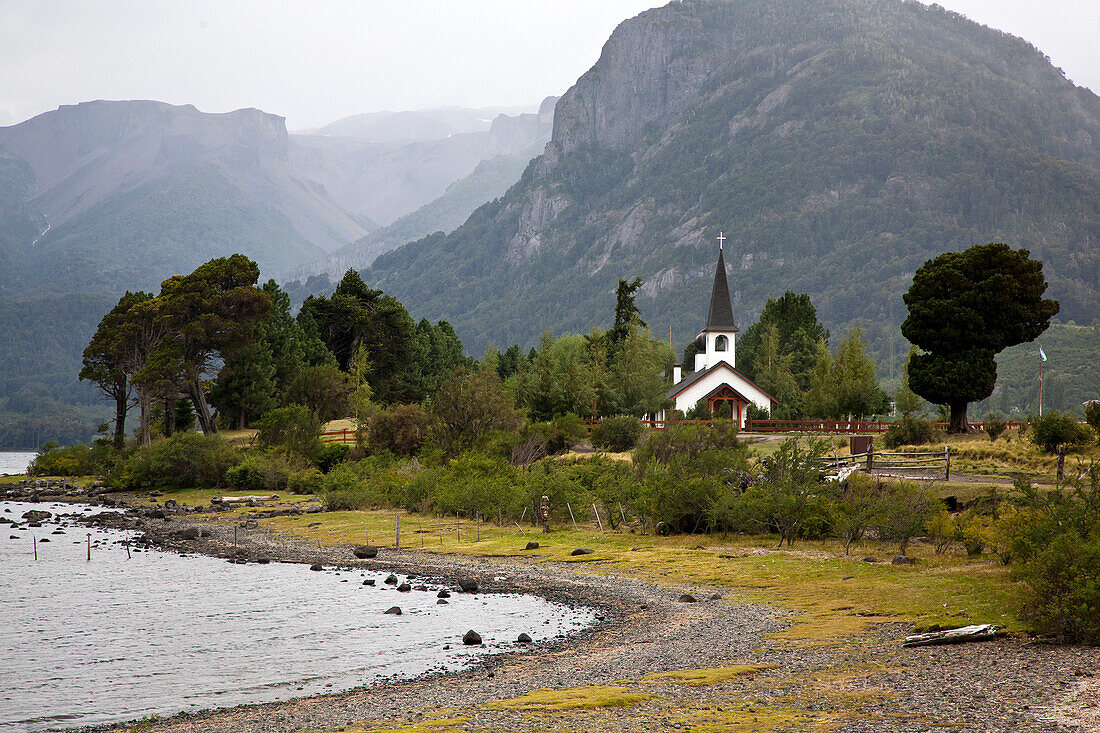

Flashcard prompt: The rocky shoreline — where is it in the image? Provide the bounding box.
[4,489,1098,732]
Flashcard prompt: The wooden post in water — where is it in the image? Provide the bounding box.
[33,536,37,561]
[86,533,91,561]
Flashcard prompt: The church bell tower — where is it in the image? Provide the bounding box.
[693,236,739,372]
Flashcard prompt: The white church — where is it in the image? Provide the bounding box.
[663,239,777,428]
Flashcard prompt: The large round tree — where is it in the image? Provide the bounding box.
[901,243,1059,432]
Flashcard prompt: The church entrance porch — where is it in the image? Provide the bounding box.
[703,384,748,425]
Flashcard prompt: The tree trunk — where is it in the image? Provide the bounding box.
[165,396,176,436]
[137,388,153,447]
[113,390,128,449]
[237,410,246,431]
[948,403,970,433]
[187,378,217,434]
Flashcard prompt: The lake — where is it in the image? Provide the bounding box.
[0,453,34,476]
[0,501,596,732]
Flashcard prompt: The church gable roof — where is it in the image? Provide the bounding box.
[667,360,778,404]
[704,249,738,332]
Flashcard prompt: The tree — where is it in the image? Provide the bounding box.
[750,323,803,419]
[738,291,828,388]
[287,364,353,422]
[80,292,146,448]
[608,277,645,352]
[208,338,276,429]
[895,346,925,418]
[803,327,884,419]
[429,365,524,454]
[902,243,1059,432]
[155,255,271,434]
[299,269,416,403]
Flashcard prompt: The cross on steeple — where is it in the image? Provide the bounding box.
[716,232,726,251]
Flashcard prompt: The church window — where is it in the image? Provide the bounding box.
[714,335,729,351]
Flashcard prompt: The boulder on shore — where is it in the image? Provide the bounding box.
[458,579,479,593]
[525,541,540,550]
[517,633,532,643]
[353,545,378,559]
[571,548,594,556]
[462,630,482,645]
[384,606,402,615]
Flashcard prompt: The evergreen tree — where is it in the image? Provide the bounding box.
[902,243,1059,431]
[208,338,277,429]
[751,323,803,419]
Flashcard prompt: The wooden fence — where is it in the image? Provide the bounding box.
[586,418,1026,435]
[321,428,357,444]
[821,445,951,480]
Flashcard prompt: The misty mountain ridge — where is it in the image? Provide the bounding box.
[363,0,1100,378]
[301,104,541,143]
[0,98,552,295]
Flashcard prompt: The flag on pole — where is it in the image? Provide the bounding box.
[1039,346,1047,362]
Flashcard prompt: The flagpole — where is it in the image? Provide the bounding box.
[1038,353,1043,417]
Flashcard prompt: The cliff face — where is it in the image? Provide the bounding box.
[365,0,1100,365]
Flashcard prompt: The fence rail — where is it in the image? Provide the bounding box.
[821,446,952,480]
[584,418,1026,435]
[321,428,357,444]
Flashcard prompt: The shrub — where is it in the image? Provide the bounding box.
[316,442,349,473]
[226,451,317,493]
[28,442,122,477]
[634,420,743,467]
[1029,410,1092,454]
[591,416,643,452]
[985,412,1008,442]
[882,415,937,448]
[733,438,833,546]
[874,480,936,555]
[255,405,324,459]
[369,404,431,456]
[831,473,890,554]
[428,366,524,455]
[319,453,411,510]
[1018,533,1100,644]
[287,466,323,495]
[1086,401,1100,435]
[120,432,237,490]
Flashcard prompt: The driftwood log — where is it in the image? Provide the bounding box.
[903,624,1000,648]
[210,494,280,505]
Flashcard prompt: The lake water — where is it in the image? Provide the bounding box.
[0,453,34,476]
[0,501,596,732]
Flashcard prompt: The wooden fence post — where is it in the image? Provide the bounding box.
[944,445,950,481]
[396,514,400,550]
[593,503,604,532]
[567,503,578,531]
[866,443,874,471]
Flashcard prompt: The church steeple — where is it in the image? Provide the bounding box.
[703,245,737,332]
[692,236,740,373]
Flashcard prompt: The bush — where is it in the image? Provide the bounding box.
[985,412,1008,442]
[1029,410,1092,454]
[1018,533,1100,644]
[120,433,237,490]
[882,415,938,448]
[873,480,936,555]
[1086,402,1100,435]
[316,442,349,473]
[591,416,643,452]
[319,453,411,510]
[226,451,317,493]
[255,405,324,459]
[28,441,122,477]
[369,404,431,456]
[634,420,743,467]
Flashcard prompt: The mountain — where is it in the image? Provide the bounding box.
[304,105,536,143]
[283,97,557,278]
[0,101,370,294]
[0,99,554,296]
[363,0,1100,375]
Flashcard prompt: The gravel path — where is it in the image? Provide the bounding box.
[71,510,1098,733]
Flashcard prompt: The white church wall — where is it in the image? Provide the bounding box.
[672,363,772,429]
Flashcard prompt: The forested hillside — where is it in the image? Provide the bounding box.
[364,0,1100,377]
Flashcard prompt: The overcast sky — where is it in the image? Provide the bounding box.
[1,0,1097,130]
